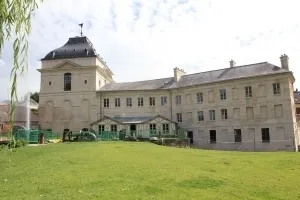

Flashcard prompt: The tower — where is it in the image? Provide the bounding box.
[37,31,114,132]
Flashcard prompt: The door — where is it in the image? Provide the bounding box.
[130,124,136,136]
[209,130,216,143]
[188,131,193,144]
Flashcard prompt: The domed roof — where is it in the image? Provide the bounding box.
[41,36,98,61]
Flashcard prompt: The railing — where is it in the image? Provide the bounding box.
[10,129,187,143]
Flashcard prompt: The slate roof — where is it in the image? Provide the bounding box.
[98,62,290,91]
[114,116,153,124]
[98,77,174,91]
[90,115,177,125]
[41,36,98,61]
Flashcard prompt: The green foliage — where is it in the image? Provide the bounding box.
[30,108,38,116]
[3,138,27,149]
[30,92,39,103]
[0,0,43,141]
[136,134,143,140]
[155,138,190,147]
[151,134,178,138]
[124,135,137,141]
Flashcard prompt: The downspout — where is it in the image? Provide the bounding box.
[169,89,173,121]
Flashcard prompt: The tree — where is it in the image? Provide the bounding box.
[0,0,43,139]
[30,92,39,103]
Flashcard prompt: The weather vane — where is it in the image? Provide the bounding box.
[79,23,84,36]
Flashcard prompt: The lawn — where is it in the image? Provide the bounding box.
[1,142,300,200]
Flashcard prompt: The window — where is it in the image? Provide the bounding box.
[162,124,169,134]
[149,97,155,106]
[209,110,215,120]
[221,109,228,120]
[150,124,156,135]
[49,81,51,85]
[220,89,226,100]
[234,129,242,142]
[261,128,270,143]
[197,111,204,121]
[104,98,109,108]
[98,125,104,132]
[84,80,87,84]
[115,98,120,107]
[176,113,182,122]
[138,97,144,107]
[111,125,117,132]
[245,86,252,97]
[296,108,300,115]
[149,124,156,130]
[176,95,181,104]
[126,98,132,107]
[210,130,216,143]
[273,83,280,95]
[64,73,72,91]
[197,92,203,103]
[161,96,167,105]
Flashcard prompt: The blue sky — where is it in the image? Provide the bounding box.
[0,0,300,100]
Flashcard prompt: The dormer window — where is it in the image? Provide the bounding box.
[64,73,71,91]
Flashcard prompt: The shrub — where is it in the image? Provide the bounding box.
[163,134,178,138]
[15,140,22,148]
[150,134,178,138]
[155,138,163,145]
[154,137,190,148]
[136,135,143,140]
[0,144,6,150]
[124,136,137,141]
[19,139,28,146]
[162,138,177,146]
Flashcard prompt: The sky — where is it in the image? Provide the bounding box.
[0,0,300,100]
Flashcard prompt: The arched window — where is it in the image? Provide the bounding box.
[64,73,72,91]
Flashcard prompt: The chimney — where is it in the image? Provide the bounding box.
[229,59,236,68]
[173,67,186,82]
[280,54,289,70]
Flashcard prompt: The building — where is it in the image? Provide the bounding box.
[294,90,300,116]
[0,99,39,132]
[38,34,299,151]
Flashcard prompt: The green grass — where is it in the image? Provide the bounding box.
[1,142,300,200]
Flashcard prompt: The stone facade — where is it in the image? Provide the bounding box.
[37,35,299,151]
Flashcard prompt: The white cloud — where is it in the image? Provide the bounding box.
[1,0,300,100]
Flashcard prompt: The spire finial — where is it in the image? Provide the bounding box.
[79,23,84,36]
